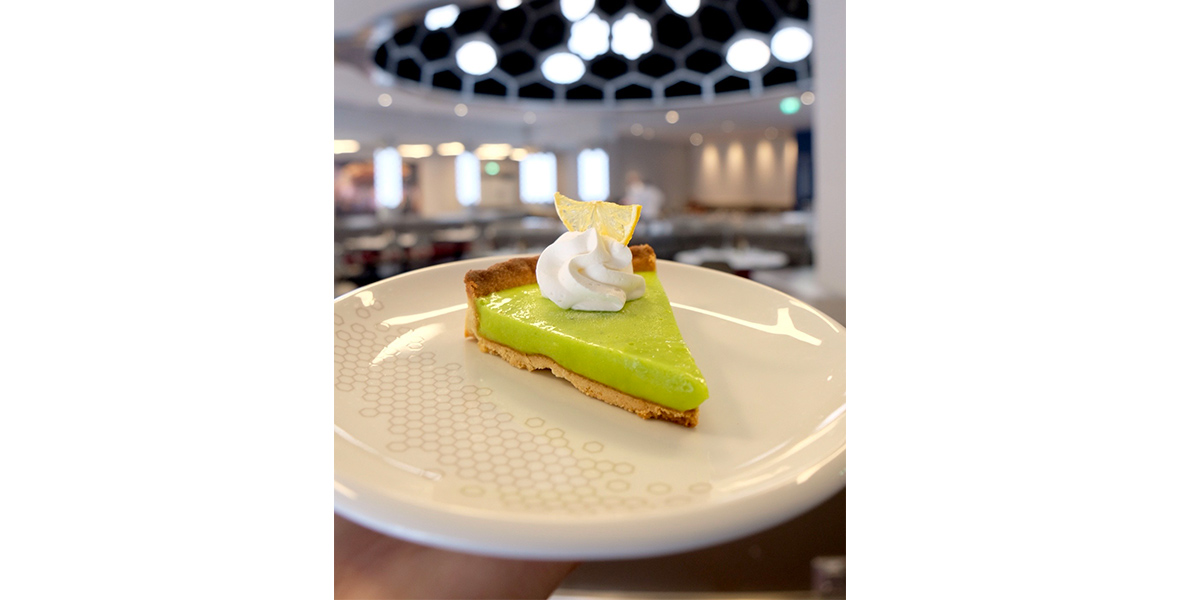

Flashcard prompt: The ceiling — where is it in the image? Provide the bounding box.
[334,0,814,152]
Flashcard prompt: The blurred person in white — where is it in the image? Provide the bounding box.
[622,170,664,219]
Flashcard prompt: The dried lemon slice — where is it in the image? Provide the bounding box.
[554,192,642,245]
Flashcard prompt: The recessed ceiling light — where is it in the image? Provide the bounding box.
[397,144,434,158]
[334,139,360,154]
[568,13,610,60]
[560,0,594,22]
[437,142,465,156]
[424,4,459,31]
[665,0,700,18]
[523,111,537,124]
[665,110,679,124]
[455,103,468,117]
[726,37,771,73]
[378,93,392,107]
[475,143,513,160]
[367,1,814,106]
[611,13,653,60]
[540,52,585,85]
[771,26,813,63]
[456,39,497,76]
[800,91,815,105]
[689,133,703,146]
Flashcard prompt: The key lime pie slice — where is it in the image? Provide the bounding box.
[463,193,708,427]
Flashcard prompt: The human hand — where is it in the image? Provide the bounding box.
[335,514,579,599]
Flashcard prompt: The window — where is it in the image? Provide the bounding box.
[455,151,481,206]
[519,152,557,204]
[373,147,403,208]
[577,148,610,201]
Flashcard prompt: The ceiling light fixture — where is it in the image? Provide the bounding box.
[397,144,434,158]
[665,110,680,124]
[456,39,497,76]
[726,36,771,73]
[475,143,513,160]
[665,0,700,18]
[437,142,465,156]
[424,4,459,31]
[540,52,586,85]
[454,103,468,116]
[568,13,610,60]
[770,26,813,63]
[611,13,653,60]
[334,140,360,154]
[800,91,815,105]
[510,147,529,161]
[689,133,703,146]
[378,93,392,107]
[364,0,812,106]
[560,0,594,22]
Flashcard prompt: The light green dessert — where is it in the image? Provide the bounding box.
[463,245,709,427]
[475,271,708,412]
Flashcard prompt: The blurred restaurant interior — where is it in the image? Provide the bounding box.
[335,0,845,594]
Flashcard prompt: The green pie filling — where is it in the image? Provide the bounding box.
[475,271,708,411]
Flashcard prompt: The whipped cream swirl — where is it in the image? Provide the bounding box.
[537,228,645,311]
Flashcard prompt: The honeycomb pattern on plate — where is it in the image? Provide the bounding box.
[335,308,711,514]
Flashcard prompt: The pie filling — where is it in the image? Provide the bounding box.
[474,271,708,412]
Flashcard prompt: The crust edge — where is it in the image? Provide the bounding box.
[473,335,699,428]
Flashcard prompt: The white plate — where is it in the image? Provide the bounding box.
[334,257,846,560]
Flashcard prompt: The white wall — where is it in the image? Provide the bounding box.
[688,133,799,209]
[415,155,522,214]
[407,121,817,220]
[556,152,578,202]
[481,161,519,208]
[607,139,691,212]
[415,155,460,216]
[813,0,847,297]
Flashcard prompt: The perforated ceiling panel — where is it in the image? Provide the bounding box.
[370,0,811,105]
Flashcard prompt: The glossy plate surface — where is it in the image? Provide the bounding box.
[334,257,846,560]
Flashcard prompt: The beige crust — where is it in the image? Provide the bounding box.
[463,244,699,428]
